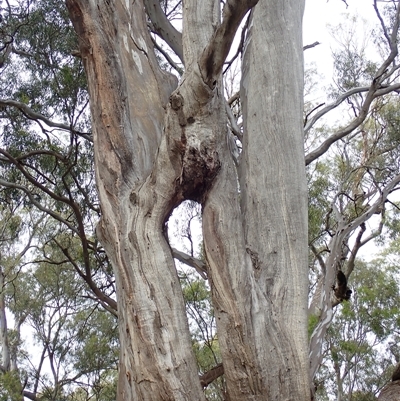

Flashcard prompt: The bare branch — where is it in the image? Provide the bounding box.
[23,391,38,401]
[0,99,92,142]
[223,14,250,74]
[304,102,325,127]
[225,101,242,140]
[199,363,224,387]
[310,243,327,274]
[305,84,400,165]
[144,0,183,62]
[346,222,366,276]
[151,36,183,75]
[374,0,393,48]
[227,91,239,105]
[341,174,400,239]
[303,41,320,51]
[171,247,208,279]
[56,241,118,315]
[305,3,400,165]
[304,86,370,134]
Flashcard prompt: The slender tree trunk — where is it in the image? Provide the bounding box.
[0,266,11,372]
[66,0,310,400]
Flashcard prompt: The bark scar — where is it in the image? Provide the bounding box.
[246,247,260,270]
[170,92,186,126]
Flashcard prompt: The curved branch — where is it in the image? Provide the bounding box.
[23,391,38,401]
[305,3,400,165]
[346,222,366,277]
[310,243,327,275]
[0,99,92,142]
[305,83,400,165]
[225,101,242,140]
[151,36,183,75]
[56,241,118,315]
[223,14,250,74]
[144,0,183,62]
[227,91,239,106]
[304,86,370,134]
[340,173,400,239]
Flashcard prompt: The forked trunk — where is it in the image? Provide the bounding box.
[66,0,309,400]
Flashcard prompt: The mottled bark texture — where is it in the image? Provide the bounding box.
[66,0,308,400]
[379,380,400,401]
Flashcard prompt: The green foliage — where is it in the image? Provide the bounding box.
[317,259,400,399]
[0,371,23,401]
[308,161,333,244]
[179,271,225,400]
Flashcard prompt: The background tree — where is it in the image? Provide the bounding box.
[312,258,400,400]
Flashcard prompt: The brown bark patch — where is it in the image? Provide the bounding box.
[378,380,400,401]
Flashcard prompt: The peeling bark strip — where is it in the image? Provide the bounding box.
[66,0,308,400]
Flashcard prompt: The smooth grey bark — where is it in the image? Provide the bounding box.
[0,267,10,372]
[66,0,309,400]
[202,1,309,399]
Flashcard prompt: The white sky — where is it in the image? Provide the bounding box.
[303,0,388,259]
[303,0,379,81]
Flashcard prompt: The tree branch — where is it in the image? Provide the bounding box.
[199,363,224,388]
[304,86,370,134]
[310,243,327,275]
[225,101,242,140]
[199,0,259,88]
[346,223,366,277]
[144,0,183,62]
[340,174,400,239]
[0,178,80,236]
[305,3,400,165]
[0,99,92,142]
[303,41,320,51]
[305,83,400,165]
[151,36,183,75]
[56,240,118,315]
[23,391,38,401]
[171,247,208,279]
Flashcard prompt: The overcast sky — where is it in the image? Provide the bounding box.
[303,0,379,80]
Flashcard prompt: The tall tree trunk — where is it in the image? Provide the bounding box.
[66,1,205,400]
[66,0,309,400]
[203,1,309,399]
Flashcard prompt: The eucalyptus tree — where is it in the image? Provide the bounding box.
[312,259,400,401]
[0,201,119,401]
[64,1,309,400]
[2,0,400,400]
